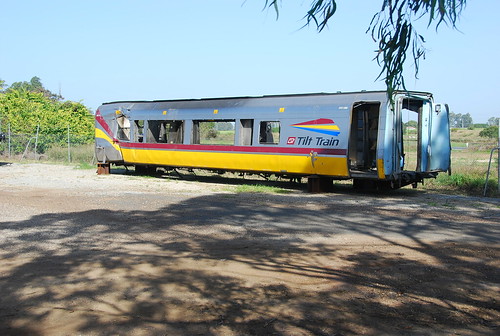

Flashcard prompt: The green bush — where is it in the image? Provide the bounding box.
[0,88,93,139]
[479,126,499,139]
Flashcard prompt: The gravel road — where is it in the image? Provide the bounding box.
[0,162,499,336]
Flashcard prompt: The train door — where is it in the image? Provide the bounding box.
[427,103,451,172]
[400,97,451,176]
[348,102,380,172]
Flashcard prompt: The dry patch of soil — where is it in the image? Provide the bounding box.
[0,163,499,335]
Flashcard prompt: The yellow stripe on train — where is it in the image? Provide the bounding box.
[95,128,121,151]
[120,147,349,176]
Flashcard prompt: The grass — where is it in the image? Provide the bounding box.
[0,143,97,172]
[74,162,95,170]
[200,130,235,145]
[421,129,499,197]
[425,167,499,197]
[451,142,468,148]
[45,143,95,165]
[233,184,292,194]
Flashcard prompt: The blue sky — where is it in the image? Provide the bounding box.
[1,0,498,123]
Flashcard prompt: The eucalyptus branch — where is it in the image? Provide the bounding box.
[370,0,466,100]
[264,0,466,100]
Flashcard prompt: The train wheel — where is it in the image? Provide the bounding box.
[307,176,333,193]
[135,165,157,175]
[376,181,394,191]
[353,179,377,190]
[353,179,396,191]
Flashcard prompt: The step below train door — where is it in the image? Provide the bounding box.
[348,102,381,180]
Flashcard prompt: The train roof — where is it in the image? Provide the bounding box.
[101,90,433,106]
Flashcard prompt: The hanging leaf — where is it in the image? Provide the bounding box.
[264,1,465,102]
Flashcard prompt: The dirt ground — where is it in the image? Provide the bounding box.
[0,162,498,336]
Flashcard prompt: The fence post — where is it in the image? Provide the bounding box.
[34,124,40,156]
[67,125,71,163]
[8,123,11,158]
[22,137,33,160]
[484,147,500,196]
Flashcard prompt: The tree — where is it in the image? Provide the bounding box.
[461,113,473,128]
[8,76,63,101]
[265,0,466,99]
[487,117,499,126]
[404,120,418,128]
[449,112,459,128]
[449,112,473,128]
[0,82,93,151]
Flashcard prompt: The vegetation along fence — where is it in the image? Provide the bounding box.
[0,126,94,164]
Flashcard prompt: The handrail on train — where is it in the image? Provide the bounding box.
[483,147,500,197]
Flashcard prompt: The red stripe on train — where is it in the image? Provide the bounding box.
[95,109,116,141]
[119,142,347,156]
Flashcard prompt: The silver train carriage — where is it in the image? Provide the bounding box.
[95,91,451,190]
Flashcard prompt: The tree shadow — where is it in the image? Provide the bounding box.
[109,166,437,196]
[0,193,498,335]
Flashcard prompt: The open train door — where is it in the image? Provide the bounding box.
[428,103,451,172]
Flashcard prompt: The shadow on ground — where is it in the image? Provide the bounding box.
[110,166,433,197]
[0,193,498,335]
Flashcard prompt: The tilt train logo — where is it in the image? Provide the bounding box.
[287,118,340,147]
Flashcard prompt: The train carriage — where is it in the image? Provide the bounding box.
[95,90,451,190]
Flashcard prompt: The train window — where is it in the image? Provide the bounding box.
[116,115,130,141]
[163,121,184,144]
[192,120,235,145]
[239,119,253,146]
[259,121,280,144]
[134,120,144,142]
[145,120,162,143]
[145,120,184,144]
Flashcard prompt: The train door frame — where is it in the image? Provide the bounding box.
[397,96,431,174]
[348,102,381,174]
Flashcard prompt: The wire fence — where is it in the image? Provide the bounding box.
[0,128,94,163]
